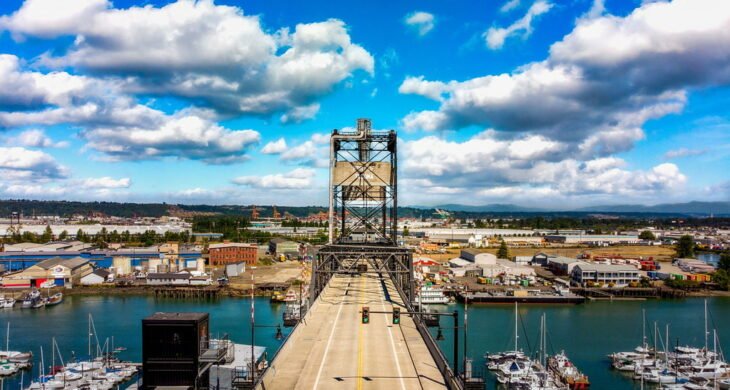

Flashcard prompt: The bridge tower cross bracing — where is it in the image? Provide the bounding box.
[312,118,413,304]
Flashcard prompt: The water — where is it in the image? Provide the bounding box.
[0,296,292,389]
[698,252,721,267]
[431,298,730,389]
[1,296,729,389]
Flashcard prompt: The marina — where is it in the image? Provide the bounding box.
[0,295,728,388]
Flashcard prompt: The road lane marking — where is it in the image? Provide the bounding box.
[380,277,407,390]
[313,276,349,389]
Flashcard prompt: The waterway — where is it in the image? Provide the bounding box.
[0,295,728,389]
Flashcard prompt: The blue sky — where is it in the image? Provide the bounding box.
[0,0,728,208]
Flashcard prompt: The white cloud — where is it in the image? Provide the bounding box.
[664,147,707,159]
[5,129,69,148]
[485,0,553,49]
[1,2,374,120]
[400,0,730,162]
[400,130,687,205]
[399,76,449,101]
[280,103,320,124]
[81,176,131,189]
[500,0,521,13]
[81,112,260,164]
[583,0,606,19]
[261,138,288,154]
[404,11,435,36]
[0,146,67,181]
[232,167,316,189]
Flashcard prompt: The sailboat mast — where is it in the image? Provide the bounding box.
[705,299,709,354]
[642,309,646,348]
[514,302,518,352]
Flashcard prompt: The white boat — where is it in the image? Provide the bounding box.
[3,298,15,308]
[718,378,730,389]
[0,361,19,376]
[45,292,63,306]
[417,285,450,304]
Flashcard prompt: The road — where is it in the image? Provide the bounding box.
[260,273,447,389]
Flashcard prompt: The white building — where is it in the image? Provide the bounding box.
[146,272,191,285]
[80,269,110,285]
[571,264,641,287]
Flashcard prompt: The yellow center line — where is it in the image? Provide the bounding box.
[357,274,364,390]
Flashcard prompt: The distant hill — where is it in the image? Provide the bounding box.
[576,201,730,215]
[414,203,544,213]
[1,199,728,219]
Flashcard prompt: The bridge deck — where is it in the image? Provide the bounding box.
[260,273,447,389]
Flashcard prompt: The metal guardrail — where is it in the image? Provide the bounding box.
[387,272,464,390]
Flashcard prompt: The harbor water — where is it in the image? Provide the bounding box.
[1,295,729,389]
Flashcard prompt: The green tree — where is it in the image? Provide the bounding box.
[41,225,53,242]
[712,269,729,291]
[675,235,695,258]
[58,230,68,240]
[639,230,656,241]
[497,239,510,259]
[718,253,730,272]
[402,226,409,237]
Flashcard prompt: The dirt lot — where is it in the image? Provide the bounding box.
[227,261,308,290]
[421,245,677,263]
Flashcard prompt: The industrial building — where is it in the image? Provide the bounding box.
[1,256,92,288]
[571,263,641,287]
[547,256,587,275]
[209,243,257,266]
[268,238,299,257]
[544,234,639,245]
[146,272,192,285]
[80,268,111,285]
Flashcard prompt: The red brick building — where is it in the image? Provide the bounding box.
[208,243,257,266]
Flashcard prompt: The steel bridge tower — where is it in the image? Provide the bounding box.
[311,118,413,304]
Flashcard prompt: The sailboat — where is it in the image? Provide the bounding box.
[0,323,33,366]
[485,302,528,371]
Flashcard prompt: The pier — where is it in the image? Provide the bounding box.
[152,287,220,299]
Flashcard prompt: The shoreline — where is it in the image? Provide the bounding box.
[4,285,727,300]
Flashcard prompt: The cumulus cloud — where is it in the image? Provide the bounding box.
[0,146,68,181]
[81,176,131,189]
[232,167,316,189]
[1,1,373,119]
[400,130,687,204]
[5,129,69,148]
[485,0,552,49]
[664,147,707,159]
[401,0,730,162]
[404,11,435,36]
[81,112,260,164]
[261,138,288,154]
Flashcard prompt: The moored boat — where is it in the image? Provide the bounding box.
[46,292,63,306]
[548,351,590,389]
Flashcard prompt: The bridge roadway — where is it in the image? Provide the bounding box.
[259,273,447,389]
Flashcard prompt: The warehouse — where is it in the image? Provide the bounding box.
[209,243,257,266]
[1,257,93,288]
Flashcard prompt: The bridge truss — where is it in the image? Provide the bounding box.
[311,118,413,305]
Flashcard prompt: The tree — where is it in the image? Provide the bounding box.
[402,226,409,237]
[497,239,510,259]
[58,230,68,240]
[718,253,730,272]
[675,235,695,258]
[41,225,53,242]
[639,230,656,241]
[712,269,729,291]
